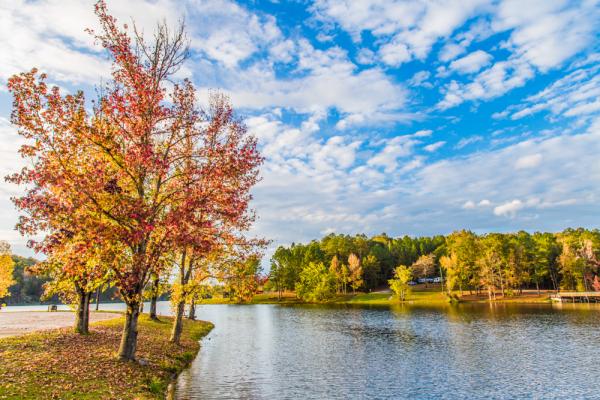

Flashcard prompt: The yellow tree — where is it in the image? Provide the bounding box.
[329,255,342,293]
[388,265,412,302]
[348,253,363,292]
[0,241,16,304]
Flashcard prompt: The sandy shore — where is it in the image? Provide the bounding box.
[0,311,120,337]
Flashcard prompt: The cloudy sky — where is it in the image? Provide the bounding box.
[1,0,599,258]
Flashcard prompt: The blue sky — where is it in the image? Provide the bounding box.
[1,0,599,258]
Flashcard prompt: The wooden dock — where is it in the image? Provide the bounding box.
[550,292,600,303]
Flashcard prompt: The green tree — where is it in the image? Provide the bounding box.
[295,262,336,302]
[445,231,478,294]
[362,254,381,290]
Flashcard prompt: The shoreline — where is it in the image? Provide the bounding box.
[194,287,558,306]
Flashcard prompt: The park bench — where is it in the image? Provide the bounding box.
[47,304,58,312]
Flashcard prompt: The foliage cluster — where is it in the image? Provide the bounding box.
[268,228,600,302]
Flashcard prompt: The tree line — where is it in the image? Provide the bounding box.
[267,228,600,302]
[4,1,263,362]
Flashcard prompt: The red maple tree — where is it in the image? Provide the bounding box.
[7,1,263,360]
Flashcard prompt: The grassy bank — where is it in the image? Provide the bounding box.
[0,314,213,400]
[232,287,552,306]
[338,288,552,305]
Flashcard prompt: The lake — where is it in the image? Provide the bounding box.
[4,301,600,399]
[174,303,600,400]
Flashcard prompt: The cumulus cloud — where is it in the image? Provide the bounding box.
[448,50,492,74]
[200,40,409,126]
[493,199,523,217]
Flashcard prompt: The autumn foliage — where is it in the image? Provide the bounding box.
[0,241,16,303]
[7,1,262,360]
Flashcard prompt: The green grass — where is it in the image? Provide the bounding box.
[339,290,450,305]
[337,288,551,305]
[0,314,213,400]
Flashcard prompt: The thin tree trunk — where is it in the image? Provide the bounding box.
[75,286,90,335]
[118,301,140,361]
[187,300,196,320]
[84,292,91,330]
[170,249,189,345]
[95,285,101,311]
[170,300,185,344]
[149,275,159,321]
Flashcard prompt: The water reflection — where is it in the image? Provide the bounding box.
[175,303,600,400]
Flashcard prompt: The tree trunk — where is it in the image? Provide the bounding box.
[118,301,140,361]
[75,288,91,335]
[187,300,196,320]
[95,285,101,311]
[170,300,185,344]
[149,276,160,320]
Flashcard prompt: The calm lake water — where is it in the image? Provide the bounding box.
[174,303,600,400]
[4,301,600,399]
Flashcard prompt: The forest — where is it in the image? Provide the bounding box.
[267,228,600,301]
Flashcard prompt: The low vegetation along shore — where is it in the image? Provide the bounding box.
[202,285,553,306]
[0,314,213,400]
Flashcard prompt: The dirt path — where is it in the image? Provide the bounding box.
[0,311,120,337]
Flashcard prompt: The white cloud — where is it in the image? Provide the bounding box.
[515,153,542,169]
[413,129,433,137]
[493,0,598,72]
[200,40,409,126]
[188,1,283,67]
[438,19,493,62]
[494,199,523,217]
[455,135,483,149]
[505,61,600,121]
[424,141,446,152]
[463,200,476,209]
[438,59,535,109]
[367,135,418,173]
[379,40,411,66]
[356,48,376,64]
[416,119,600,225]
[409,70,432,88]
[313,0,488,66]
[448,50,492,74]
[438,0,599,109]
